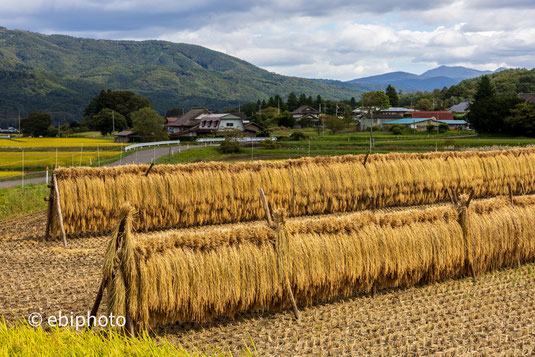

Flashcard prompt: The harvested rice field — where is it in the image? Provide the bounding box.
[2,211,534,356]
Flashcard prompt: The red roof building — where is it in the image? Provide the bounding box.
[409,111,454,121]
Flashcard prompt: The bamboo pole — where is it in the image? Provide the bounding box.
[52,172,67,247]
[145,162,154,176]
[363,148,370,168]
[259,188,273,227]
[43,164,56,240]
[259,188,299,320]
[90,212,135,336]
[449,188,476,281]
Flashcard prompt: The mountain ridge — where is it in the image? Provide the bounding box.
[347,65,507,92]
[0,28,366,124]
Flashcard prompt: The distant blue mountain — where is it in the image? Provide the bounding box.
[346,65,506,92]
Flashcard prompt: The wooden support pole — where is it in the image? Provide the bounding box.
[259,188,299,320]
[88,278,107,329]
[52,173,67,247]
[89,213,135,336]
[44,165,56,241]
[259,188,273,227]
[145,162,154,176]
[124,293,135,337]
[449,188,476,281]
[363,149,370,168]
[286,279,300,320]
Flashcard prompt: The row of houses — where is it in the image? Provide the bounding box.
[166,108,265,137]
[355,107,469,131]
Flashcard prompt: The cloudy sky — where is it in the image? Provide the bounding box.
[1,0,534,80]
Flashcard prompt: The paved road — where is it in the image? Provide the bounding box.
[0,144,210,188]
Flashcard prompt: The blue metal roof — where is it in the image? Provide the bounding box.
[383,118,435,125]
[380,107,415,112]
[437,120,468,125]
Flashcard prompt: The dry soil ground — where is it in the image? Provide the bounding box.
[1,212,535,356]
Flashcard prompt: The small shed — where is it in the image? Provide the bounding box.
[114,130,136,143]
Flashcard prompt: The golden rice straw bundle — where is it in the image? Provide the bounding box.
[53,147,535,236]
[104,195,535,330]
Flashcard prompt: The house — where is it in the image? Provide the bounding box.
[291,105,320,125]
[358,107,415,130]
[409,111,454,121]
[243,121,265,137]
[166,107,211,136]
[198,113,244,133]
[519,93,535,103]
[384,118,439,131]
[449,101,470,113]
[113,130,136,143]
[437,120,469,130]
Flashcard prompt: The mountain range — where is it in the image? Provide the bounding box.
[346,65,507,92]
[0,27,365,124]
[0,27,510,126]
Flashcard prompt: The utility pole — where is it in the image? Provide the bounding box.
[18,111,20,133]
[277,99,280,115]
[112,110,115,133]
[369,110,373,151]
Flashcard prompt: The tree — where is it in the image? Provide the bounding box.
[325,115,345,134]
[92,108,127,135]
[166,107,183,117]
[131,107,168,142]
[506,102,535,137]
[83,90,152,127]
[315,95,324,111]
[415,98,433,111]
[276,111,296,128]
[468,95,522,134]
[349,97,358,108]
[21,111,51,137]
[361,91,390,111]
[286,92,299,112]
[386,85,399,107]
[298,93,308,107]
[474,75,496,102]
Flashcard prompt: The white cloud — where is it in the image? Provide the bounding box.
[0,0,534,79]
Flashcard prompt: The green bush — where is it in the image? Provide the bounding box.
[289,131,307,141]
[262,139,280,149]
[392,126,403,135]
[426,124,436,133]
[439,123,450,133]
[218,137,241,154]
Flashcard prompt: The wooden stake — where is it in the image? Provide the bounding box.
[286,279,300,320]
[450,189,476,281]
[89,212,135,336]
[259,188,273,227]
[88,278,107,329]
[52,173,67,247]
[259,188,299,320]
[144,162,154,176]
[363,149,370,168]
[44,165,56,241]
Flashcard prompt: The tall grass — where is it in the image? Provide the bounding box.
[0,184,48,221]
[0,320,251,356]
[53,148,535,236]
[105,195,535,329]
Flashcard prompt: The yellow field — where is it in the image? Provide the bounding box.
[0,151,122,168]
[0,138,122,148]
[0,171,21,178]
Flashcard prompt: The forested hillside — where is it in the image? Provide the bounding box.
[0,28,365,126]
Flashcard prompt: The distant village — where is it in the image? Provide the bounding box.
[114,105,472,143]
